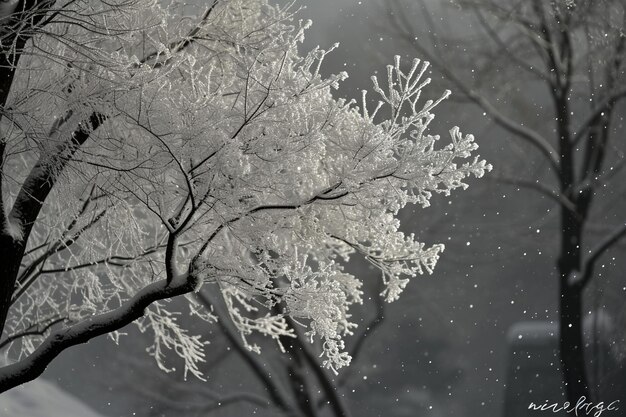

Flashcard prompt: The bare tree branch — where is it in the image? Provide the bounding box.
[343,290,384,384]
[574,155,626,195]
[491,175,577,213]
[133,381,272,413]
[9,113,105,242]
[573,86,626,144]
[285,316,352,417]
[571,222,626,290]
[193,290,296,414]
[472,8,551,83]
[383,7,561,174]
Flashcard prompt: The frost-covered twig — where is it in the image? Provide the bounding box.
[0,273,200,392]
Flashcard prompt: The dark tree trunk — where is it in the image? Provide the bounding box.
[0,111,103,338]
[559,280,589,402]
[0,240,24,339]
[558,206,590,402]
[0,0,57,339]
[0,53,20,337]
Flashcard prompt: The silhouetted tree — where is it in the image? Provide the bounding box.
[382,0,626,403]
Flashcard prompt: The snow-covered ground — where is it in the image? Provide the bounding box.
[0,378,105,417]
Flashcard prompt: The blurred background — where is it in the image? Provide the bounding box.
[2,1,624,416]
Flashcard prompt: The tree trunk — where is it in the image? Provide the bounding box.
[559,281,589,402]
[558,207,590,402]
[0,0,35,339]
[0,239,24,339]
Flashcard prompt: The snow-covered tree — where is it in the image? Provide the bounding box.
[0,0,490,392]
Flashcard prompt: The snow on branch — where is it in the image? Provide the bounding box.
[0,273,200,392]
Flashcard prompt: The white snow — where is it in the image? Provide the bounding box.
[2,215,23,242]
[0,379,105,417]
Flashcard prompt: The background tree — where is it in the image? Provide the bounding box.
[0,0,489,394]
[381,0,626,404]
[112,290,362,417]
[110,278,385,417]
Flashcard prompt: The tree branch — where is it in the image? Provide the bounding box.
[573,86,626,145]
[571,222,626,290]
[491,174,577,213]
[0,0,53,103]
[472,8,551,83]
[9,112,105,243]
[0,316,65,350]
[0,140,7,237]
[194,184,347,262]
[0,272,199,393]
[0,111,106,338]
[35,246,163,275]
[574,156,626,195]
[138,0,219,69]
[15,209,108,290]
[133,381,272,413]
[285,317,352,417]
[341,287,384,385]
[388,18,560,174]
[193,290,295,414]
